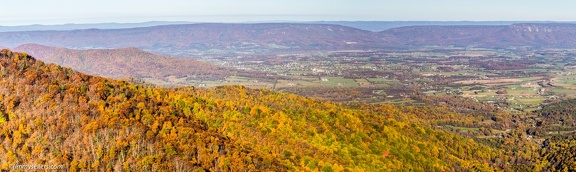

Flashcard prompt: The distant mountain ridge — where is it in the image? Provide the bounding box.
[0,23,381,51]
[310,21,552,32]
[2,23,576,54]
[0,21,194,32]
[3,21,570,32]
[379,23,576,48]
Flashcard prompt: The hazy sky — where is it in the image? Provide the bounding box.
[1,0,575,26]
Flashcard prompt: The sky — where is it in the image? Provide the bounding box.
[1,0,575,26]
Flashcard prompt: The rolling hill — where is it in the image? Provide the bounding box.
[3,23,576,53]
[13,44,232,85]
[0,49,510,171]
[0,23,382,52]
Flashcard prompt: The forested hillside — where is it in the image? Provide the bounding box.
[14,44,231,81]
[533,135,576,171]
[0,49,511,171]
[0,49,283,171]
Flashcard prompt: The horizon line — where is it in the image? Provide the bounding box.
[1,20,576,27]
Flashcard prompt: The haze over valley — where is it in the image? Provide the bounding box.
[2,0,576,171]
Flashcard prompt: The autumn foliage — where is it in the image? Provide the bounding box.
[0,49,506,171]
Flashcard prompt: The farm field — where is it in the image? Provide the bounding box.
[179,48,576,110]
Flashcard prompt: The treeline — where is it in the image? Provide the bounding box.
[540,99,576,127]
[534,135,576,171]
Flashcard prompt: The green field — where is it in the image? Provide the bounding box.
[445,125,481,131]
